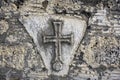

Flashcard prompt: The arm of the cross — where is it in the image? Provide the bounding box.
[43,35,56,43]
[60,34,73,44]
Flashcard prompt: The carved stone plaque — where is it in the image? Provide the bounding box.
[20,15,87,76]
[43,20,73,71]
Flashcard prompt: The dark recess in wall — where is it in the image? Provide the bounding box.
[80,0,102,6]
[14,0,24,8]
[0,0,25,8]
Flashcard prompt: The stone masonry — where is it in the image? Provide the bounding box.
[0,0,120,80]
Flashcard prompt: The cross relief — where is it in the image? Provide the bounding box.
[43,20,73,71]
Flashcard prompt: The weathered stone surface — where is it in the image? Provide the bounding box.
[20,14,87,76]
[0,45,25,69]
[0,0,120,80]
[0,20,9,35]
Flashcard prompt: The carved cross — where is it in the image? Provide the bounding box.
[43,20,73,71]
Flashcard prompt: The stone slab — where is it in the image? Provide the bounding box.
[19,14,87,76]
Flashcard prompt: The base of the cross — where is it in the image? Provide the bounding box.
[52,60,63,72]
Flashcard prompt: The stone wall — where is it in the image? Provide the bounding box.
[0,0,120,80]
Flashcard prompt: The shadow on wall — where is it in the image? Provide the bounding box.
[0,67,23,80]
[0,0,25,8]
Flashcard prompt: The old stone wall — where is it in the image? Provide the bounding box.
[0,0,120,80]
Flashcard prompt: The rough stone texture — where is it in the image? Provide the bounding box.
[0,20,9,35]
[0,0,120,80]
[20,14,87,76]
